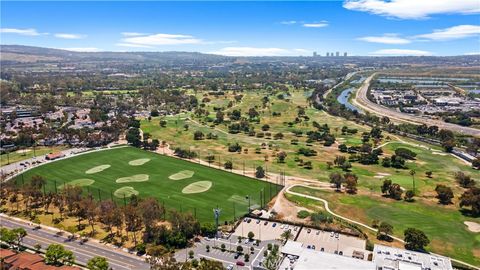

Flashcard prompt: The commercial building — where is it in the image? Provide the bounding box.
[373,245,453,270]
[279,241,374,270]
[276,243,453,270]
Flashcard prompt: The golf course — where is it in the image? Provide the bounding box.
[14,146,281,223]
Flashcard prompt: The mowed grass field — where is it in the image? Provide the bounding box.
[15,147,281,223]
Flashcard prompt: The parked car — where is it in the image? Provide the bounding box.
[316,230,320,235]
[307,229,311,233]
[312,245,316,250]
[227,265,234,270]
[335,233,339,239]
[236,261,245,266]
[330,232,334,237]
[256,220,261,224]
[272,223,277,227]
[247,219,252,223]
[264,221,268,226]
[307,245,311,249]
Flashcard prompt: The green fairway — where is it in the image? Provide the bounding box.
[290,186,480,266]
[14,147,281,223]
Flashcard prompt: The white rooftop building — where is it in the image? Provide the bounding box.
[279,240,374,270]
[373,245,452,270]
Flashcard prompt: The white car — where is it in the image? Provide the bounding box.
[227,265,234,270]
[280,224,284,229]
[284,225,289,230]
[245,239,250,244]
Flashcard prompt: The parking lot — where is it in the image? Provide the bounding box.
[232,218,301,241]
[295,228,367,258]
[176,236,274,270]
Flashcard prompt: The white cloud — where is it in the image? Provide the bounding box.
[302,22,329,28]
[116,43,153,48]
[280,21,297,25]
[370,49,433,56]
[414,25,480,40]
[54,33,86,39]
[121,32,149,37]
[464,52,480,55]
[0,28,43,36]
[120,33,202,46]
[210,47,310,57]
[358,34,411,44]
[343,0,480,19]
[61,47,102,52]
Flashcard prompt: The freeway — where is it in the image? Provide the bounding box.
[353,74,480,137]
[0,214,150,270]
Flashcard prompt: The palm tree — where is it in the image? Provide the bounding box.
[280,230,292,243]
[410,169,416,195]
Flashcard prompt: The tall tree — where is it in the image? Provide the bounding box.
[404,228,430,251]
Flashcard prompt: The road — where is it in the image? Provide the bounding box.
[352,74,480,137]
[0,215,150,270]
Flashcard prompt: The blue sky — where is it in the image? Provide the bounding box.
[1,1,479,56]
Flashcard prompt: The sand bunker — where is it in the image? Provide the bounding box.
[432,152,448,156]
[182,181,212,194]
[114,186,139,198]
[59,179,95,189]
[169,170,195,180]
[128,158,151,166]
[116,174,149,183]
[85,164,111,174]
[16,149,32,154]
[228,194,249,205]
[374,172,391,179]
[464,221,480,233]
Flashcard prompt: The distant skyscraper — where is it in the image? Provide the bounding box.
[313,51,317,57]
[326,52,329,57]
[344,52,347,57]
[335,51,339,57]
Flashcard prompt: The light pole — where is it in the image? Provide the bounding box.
[213,207,221,242]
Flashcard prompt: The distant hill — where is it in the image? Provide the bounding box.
[0,45,231,64]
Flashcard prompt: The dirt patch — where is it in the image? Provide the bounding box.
[432,152,447,156]
[85,164,111,174]
[114,186,139,198]
[59,179,95,189]
[169,170,195,180]
[464,221,480,233]
[16,149,32,154]
[182,181,212,194]
[116,174,149,183]
[128,158,151,166]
